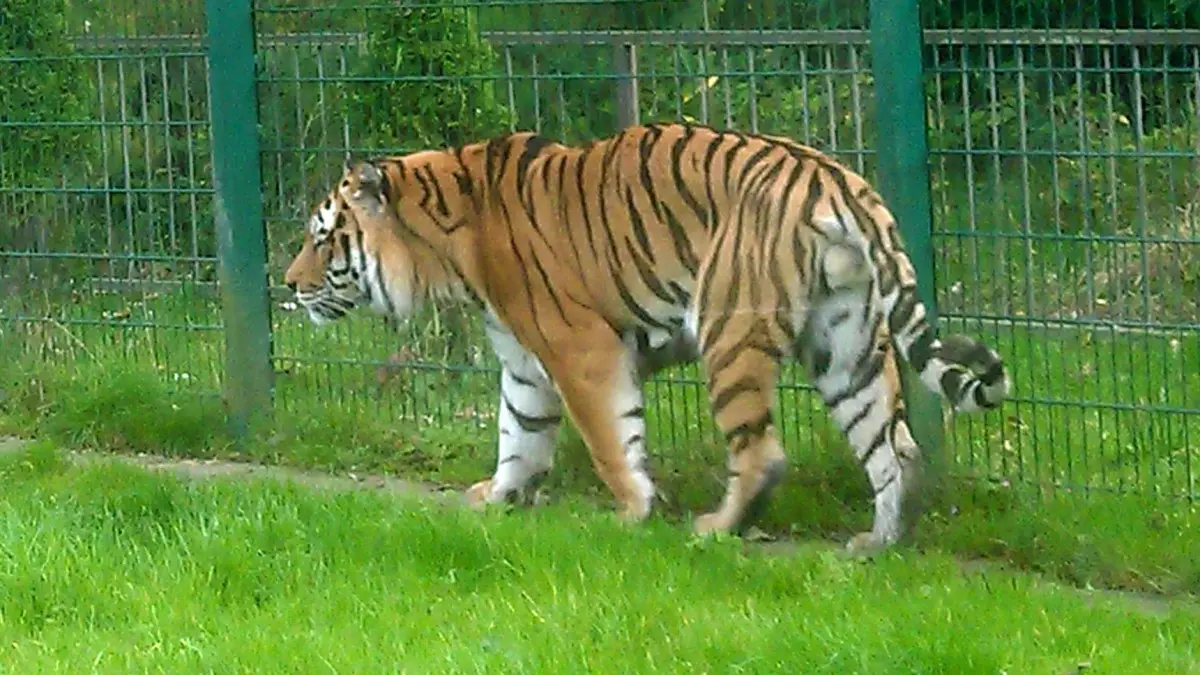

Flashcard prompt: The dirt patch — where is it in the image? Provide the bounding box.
[0,435,462,503]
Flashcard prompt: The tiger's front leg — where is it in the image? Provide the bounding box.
[466,364,564,507]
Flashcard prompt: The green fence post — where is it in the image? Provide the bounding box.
[868,0,946,512]
[206,0,273,437]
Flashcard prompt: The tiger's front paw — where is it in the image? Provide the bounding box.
[616,501,653,525]
[465,478,494,509]
[693,510,736,536]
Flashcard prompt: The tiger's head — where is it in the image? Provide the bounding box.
[283,158,404,325]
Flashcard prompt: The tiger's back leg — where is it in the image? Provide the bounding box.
[691,307,791,536]
[802,284,921,556]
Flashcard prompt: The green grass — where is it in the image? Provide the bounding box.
[1,442,1197,673]
[2,287,1199,601]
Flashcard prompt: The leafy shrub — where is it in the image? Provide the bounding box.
[0,0,94,189]
[342,3,513,151]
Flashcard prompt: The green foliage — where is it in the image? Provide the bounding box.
[344,4,513,150]
[0,0,94,188]
[924,0,1200,28]
[0,445,1196,673]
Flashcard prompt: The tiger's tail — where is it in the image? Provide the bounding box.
[878,261,1010,414]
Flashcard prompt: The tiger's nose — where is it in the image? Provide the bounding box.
[286,280,297,293]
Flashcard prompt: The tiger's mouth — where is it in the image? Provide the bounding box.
[294,289,357,325]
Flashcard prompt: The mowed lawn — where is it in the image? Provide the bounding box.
[0,443,1197,674]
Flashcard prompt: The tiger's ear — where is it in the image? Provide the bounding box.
[356,161,383,190]
[343,153,357,176]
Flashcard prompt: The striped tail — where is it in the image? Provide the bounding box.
[884,282,1011,413]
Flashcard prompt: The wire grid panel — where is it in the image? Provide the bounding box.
[0,0,222,393]
[250,1,880,473]
[249,0,1196,500]
[924,4,1200,499]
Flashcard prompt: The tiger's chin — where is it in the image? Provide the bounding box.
[303,307,335,326]
[295,296,357,326]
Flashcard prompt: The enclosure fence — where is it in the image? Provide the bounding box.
[2,0,1197,501]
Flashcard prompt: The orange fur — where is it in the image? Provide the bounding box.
[284,124,1010,553]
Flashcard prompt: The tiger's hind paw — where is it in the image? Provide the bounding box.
[843,531,896,559]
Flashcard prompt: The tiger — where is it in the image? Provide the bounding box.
[282,122,1010,555]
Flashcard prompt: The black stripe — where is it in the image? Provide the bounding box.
[700,132,722,231]
[500,200,553,348]
[625,237,677,305]
[940,368,967,403]
[622,406,645,419]
[721,133,749,193]
[625,188,656,264]
[412,165,439,221]
[698,254,740,357]
[908,325,937,373]
[822,161,885,252]
[660,201,700,277]
[378,162,394,204]
[671,130,710,230]
[608,248,673,331]
[374,260,395,315]
[667,281,691,307]
[859,277,875,326]
[541,152,555,193]
[723,411,773,445]
[841,398,875,434]
[452,148,474,200]
[872,469,899,495]
[556,155,584,267]
[761,161,808,347]
[825,349,885,410]
[508,371,539,388]
[424,165,450,217]
[637,127,665,221]
[973,382,1000,409]
[575,152,600,261]
[736,143,777,191]
[808,344,832,378]
[700,208,748,355]
[888,286,920,337]
[860,419,890,466]
[515,135,553,194]
[495,135,518,184]
[484,137,503,185]
[530,253,572,327]
[798,167,823,229]
[828,194,850,236]
[503,394,561,433]
[596,143,624,260]
[711,375,762,415]
[829,165,903,300]
[705,343,778,382]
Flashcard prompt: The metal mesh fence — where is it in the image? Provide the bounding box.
[923,6,1200,499]
[0,0,222,397]
[2,0,1196,501]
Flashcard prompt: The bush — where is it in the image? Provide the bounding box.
[342,3,513,151]
[0,0,94,189]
